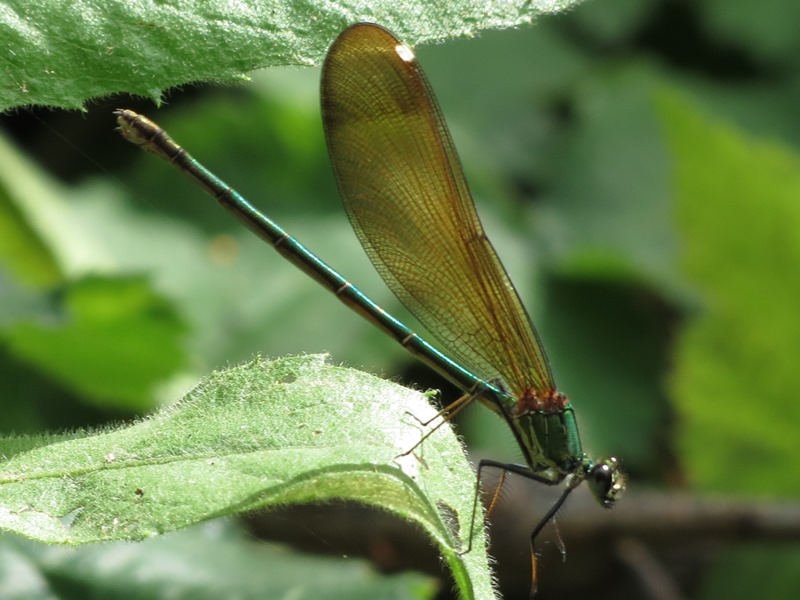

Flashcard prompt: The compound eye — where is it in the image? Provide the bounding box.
[587,458,624,508]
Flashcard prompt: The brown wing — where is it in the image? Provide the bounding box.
[321,23,554,398]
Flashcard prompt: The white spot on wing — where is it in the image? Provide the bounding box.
[395,43,415,63]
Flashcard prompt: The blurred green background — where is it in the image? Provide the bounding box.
[2,0,800,598]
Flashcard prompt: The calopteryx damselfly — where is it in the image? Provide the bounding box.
[116,22,624,595]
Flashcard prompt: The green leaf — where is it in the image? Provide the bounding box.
[0,133,66,287]
[1,0,584,111]
[659,90,800,496]
[3,275,187,411]
[0,355,495,600]
[0,130,118,286]
[1,525,438,599]
[0,133,190,413]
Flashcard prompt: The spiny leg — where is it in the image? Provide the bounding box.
[526,477,582,598]
[457,458,577,598]
[397,391,479,457]
[459,459,563,555]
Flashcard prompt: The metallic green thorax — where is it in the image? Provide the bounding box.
[531,405,583,474]
[506,399,584,482]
